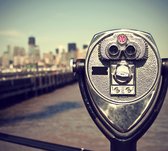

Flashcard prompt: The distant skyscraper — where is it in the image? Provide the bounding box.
[7,45,13,62]
[13,46,26,67]
[43,51,55,65]
[83,44,88,49]
[68,43,77,52]
[13,46,25,56]
[28,37,36,46]
[0,57,2,66]
[55,48,59,54]
[28,36,36,56]
[2,51,10,68]
[28,36,40,63]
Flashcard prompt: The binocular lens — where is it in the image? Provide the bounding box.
[125,45,136,57]
[108,45,119,57]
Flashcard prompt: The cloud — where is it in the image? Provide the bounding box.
[0,30,24,37]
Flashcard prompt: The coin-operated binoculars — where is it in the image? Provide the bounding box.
[71,29,168,151]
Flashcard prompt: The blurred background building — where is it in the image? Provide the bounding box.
[28,36,40,64]
[0,37,87,73]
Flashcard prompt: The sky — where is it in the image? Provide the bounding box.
[0,0,168,57]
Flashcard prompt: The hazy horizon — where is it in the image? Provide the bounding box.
[0,0,168,57]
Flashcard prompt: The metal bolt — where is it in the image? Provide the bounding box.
[126,87,132,93]
[114,87,120,93]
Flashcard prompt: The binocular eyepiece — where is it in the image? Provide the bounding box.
[99,32,147,60]
[71,29,168,151]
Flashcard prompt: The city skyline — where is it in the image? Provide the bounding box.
[0,35,81,56]
[0,0,168,57]
[0,35,86,70]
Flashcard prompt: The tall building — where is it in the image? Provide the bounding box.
[28,37,36,46]
[83,44,88,49]
[2,51,10,68]
[68,43,77,52]
[28,36,40,64]
[76,44,88,59]
[13,46,26,67]
[13,46,25,56]
[0,57,2,67]
[55,48,59,54]
[28,36,36,56]
[43,52,55,65]
[7,45,13,62]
